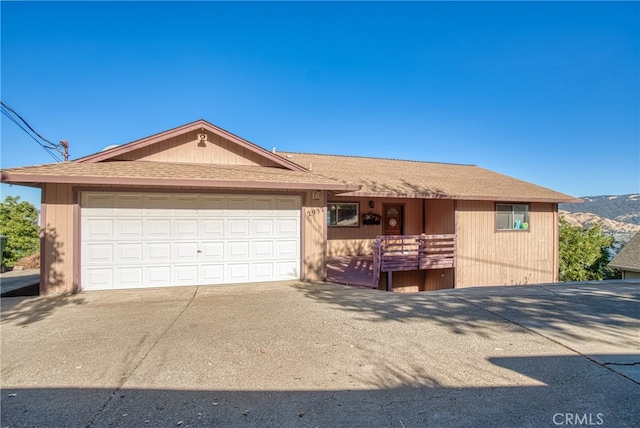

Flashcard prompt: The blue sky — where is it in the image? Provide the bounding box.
[2,1,639,208]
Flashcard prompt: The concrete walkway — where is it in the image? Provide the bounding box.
[1,280,639,427]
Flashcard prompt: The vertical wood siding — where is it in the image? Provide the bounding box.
[302,190,327,281]
[455,201,558,287]
[424,199,455,234]
[41,183,75,294]
[112,130,281,167]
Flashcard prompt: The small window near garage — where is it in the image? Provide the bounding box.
[328,202,359,227]
[496,204,530,231]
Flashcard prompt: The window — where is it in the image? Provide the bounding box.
[328,202,359,227]
[496,204,530,231]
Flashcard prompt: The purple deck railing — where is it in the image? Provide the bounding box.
[373,234,456,290]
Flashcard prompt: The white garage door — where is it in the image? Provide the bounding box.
[81,192,301,290]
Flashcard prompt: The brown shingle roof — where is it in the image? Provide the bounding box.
[609,232,640,272]
[0,161,361,192]
[278,152,579,203]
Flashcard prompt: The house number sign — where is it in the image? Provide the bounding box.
[306,208,324,216]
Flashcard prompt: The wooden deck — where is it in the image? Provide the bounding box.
[326,234,457,290]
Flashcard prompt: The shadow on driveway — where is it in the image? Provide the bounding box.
[1,355,638,427]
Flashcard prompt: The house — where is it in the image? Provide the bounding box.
[1,119,579,294]
[609,232,640,279]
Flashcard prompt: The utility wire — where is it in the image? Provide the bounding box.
[1,101,65,162]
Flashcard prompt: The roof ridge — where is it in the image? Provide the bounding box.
[278,151,476,167]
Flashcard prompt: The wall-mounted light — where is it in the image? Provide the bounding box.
[369,200,375,208]
[312,190,320,200]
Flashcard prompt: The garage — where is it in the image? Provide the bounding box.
[81,191,301,290]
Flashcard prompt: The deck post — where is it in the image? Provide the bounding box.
[387,271,392,291]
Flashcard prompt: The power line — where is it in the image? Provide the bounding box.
[0,101,67,162]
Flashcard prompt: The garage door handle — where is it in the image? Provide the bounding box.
[197,250,202,253]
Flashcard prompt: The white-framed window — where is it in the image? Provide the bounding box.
[328,202,359,227]
[496,203,530,231]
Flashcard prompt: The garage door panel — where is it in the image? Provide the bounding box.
[116,243,143,263]
[201,196,226,210]
[276,197,299,210]
[199,242,224,260]
[144,195,173,214]
[227,263,250,282]
[200,219,224,237]
[276,261,299,279]
[82,192,301,290]
[146,219,172,238]
[114,194,144,214]
[173,195,199,213]
[116,219,144,239]
[116,268,143,287]
[252,262,274,280]
[252,241,275,259]
[85,219,113,239]
[228,241,250,259]
[227,219,250,238]
[227,196,252,214]
[146,242,171,262]
[275,219,298,237]
[276,240,299,258]
[200,264,225,283]
[85,268,113,290]
[173,265,198,284]
[146,266,172,286]
[85,243,113,264]
[252,196,275,214]
[173,242,198,261]
[252,219,274,237]
[84,193,114,210]
[173,219,198,238]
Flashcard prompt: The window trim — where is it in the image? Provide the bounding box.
[495,203,530,232]
[327,202,360,228]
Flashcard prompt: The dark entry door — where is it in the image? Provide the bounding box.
[383,204,404,235]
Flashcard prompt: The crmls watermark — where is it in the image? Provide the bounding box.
[553,413,604,426]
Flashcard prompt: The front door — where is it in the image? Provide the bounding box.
[383,204,404,235]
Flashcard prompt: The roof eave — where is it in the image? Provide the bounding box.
[332,190,579,203]
[1,172,360,192]
[608,263,640,272]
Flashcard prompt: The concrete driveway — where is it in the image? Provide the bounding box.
[1,280,639,427]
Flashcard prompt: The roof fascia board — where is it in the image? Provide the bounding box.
[608,264,640,272]
[332,191,581,204]
[1,171,360,192]
[74,119,308,172]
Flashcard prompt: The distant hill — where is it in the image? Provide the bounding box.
[560,194,640,225]
[559,194,640,243]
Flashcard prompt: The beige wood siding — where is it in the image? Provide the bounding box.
[302,190,327,281]
[112,130,281,167]
[424,199,455,234]
[41,183,75,294]
[455,201,558,287]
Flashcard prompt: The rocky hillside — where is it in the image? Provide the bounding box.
[560,194,640,224]
[559,194,639,242]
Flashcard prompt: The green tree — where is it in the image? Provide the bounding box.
[559,217,618,281]
[0,196,40,267]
